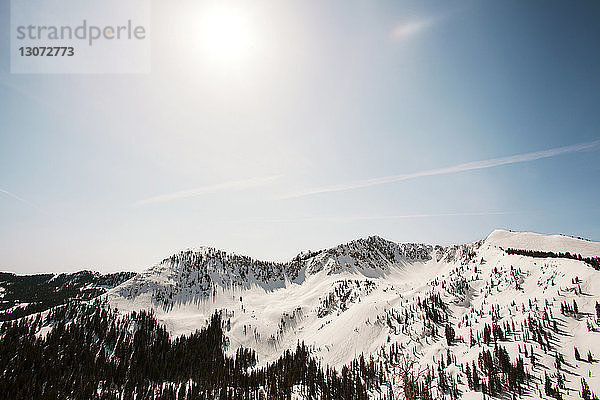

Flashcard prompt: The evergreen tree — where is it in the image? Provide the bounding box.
[445,323,455,346]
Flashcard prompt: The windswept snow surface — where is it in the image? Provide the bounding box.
[487,229,600,258]
[109,230,600,399]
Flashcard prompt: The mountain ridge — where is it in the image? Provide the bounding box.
[110,229,600,310]
[111,234,465,308]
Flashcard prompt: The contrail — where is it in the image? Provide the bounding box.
[333,211,514,222]
[247,211,515,224]
[134,175,281,206]
[283,139,600,199]
[0,189,44,212]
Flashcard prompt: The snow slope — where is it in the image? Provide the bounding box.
[486,229,600,258]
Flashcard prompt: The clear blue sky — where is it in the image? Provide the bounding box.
[1,0,599,273]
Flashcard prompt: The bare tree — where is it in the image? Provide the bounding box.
[388,355,436,400]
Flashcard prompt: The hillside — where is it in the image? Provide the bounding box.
[1,229,599,399]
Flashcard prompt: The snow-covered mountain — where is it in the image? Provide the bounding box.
[108,229,600,399]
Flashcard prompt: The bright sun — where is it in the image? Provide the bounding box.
[199,4,257,65]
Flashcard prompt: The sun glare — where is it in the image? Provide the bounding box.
[199,4,257,65]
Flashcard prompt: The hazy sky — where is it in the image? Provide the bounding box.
[1,0,600,274]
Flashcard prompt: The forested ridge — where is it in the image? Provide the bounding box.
[0,299,380,400]
[504,248,600,270]
[0,271,135,321]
